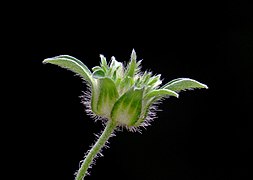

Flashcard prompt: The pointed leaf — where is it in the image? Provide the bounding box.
[92,66,103,72]
[119,76,134,94]
[108,56,123,78]
[95,78,119,118]
[111,87,143,126]
[124,49,138,78]
[43,55,93,85]
[93,69,105,79]
[141,72,152,85]
[148,74,162,88]
[145,89,179,99]
[100,54,109,72]
[131,49,137,61]
[162,78,208,92]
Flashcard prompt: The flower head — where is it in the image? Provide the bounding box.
[43,49,208,131]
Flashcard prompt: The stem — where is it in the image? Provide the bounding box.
[75,120,117,180]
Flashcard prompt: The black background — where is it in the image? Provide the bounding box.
[6,1,252,180]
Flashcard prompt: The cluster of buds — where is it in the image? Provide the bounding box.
[43,49,207,131]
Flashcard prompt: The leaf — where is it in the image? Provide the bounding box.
[162,78,208,92]
[43,55,93,85]
[108,56,123,78]
[111,87,143,126]
[124,49,139,78]
[119,76,134,94]
[95,78,119,118]
[131,48,137,61]
[99,54,109,72]
[93,69,105,79]
[144,89,179,100]
[141,72,152,85]
[92,66,103,72]
[147,74,162,88]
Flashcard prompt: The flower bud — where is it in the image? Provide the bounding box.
[91,78,119,119]
[111,87,143,127]
[43,49,208,130]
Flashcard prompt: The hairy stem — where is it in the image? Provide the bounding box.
[75,120,117,180]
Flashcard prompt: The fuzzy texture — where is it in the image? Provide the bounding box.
[43,50,208,129]
[43,49,208,179]
[43,50,208,131]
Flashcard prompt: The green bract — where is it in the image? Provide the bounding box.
[43,50,208,130]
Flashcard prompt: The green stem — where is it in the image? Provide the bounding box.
[75,120,117,180]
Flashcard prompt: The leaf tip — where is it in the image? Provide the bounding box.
[198,82,208,89]
[42,58,51,64]
[131,48,137,61]
[203,84,208,89]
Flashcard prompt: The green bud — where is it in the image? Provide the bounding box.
[43,49,208,130]
[111,87,143,127]
[92,78,119,119]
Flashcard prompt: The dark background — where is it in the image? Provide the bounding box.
[7,1,252,180]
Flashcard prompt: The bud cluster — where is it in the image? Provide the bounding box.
[43,49,208,130]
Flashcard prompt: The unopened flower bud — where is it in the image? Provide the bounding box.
[43,49,208,130]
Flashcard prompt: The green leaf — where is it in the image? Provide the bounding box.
[93,69,105,79]
[100,54,109,72]
[111,87,143,126]
[43,55,93,85]
[92,66,102,72]
[124,49,139,78]
[148,74,162,88]
[119,76,135,94]
[144,89,179,99]
[108,56,123,78]
[131,48,137,61]
[141,72,152,85]
[95,78,119,118]
[162,78,208,92]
